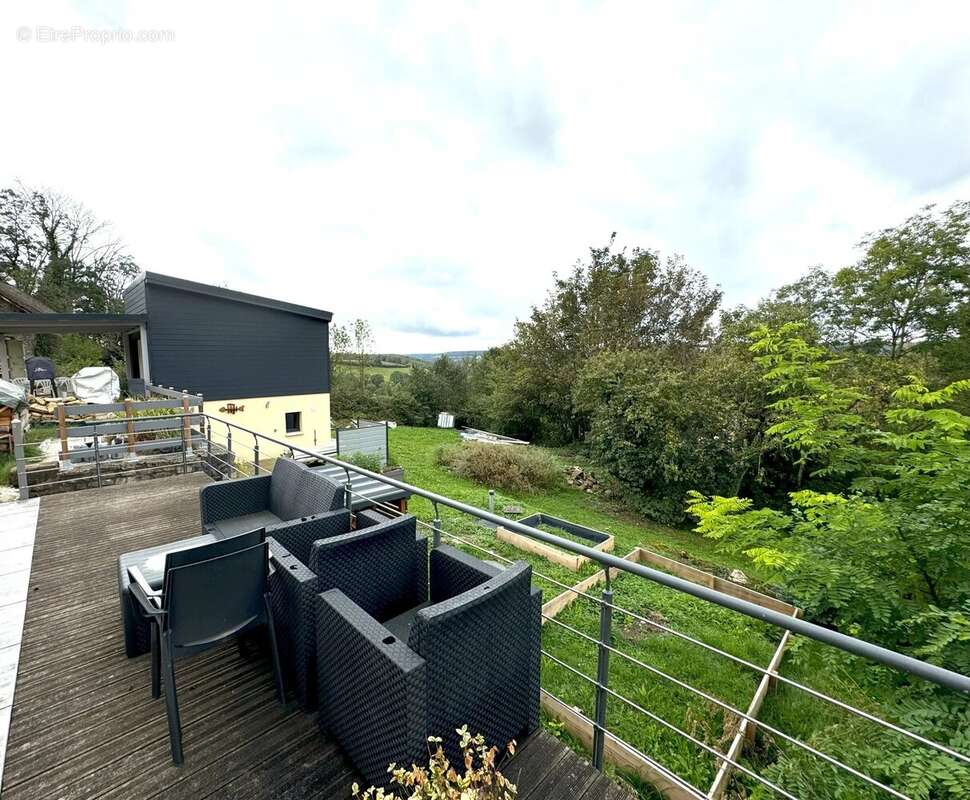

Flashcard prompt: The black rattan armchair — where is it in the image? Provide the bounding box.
[266,512,426,709]
[199,457,347,540]
[119,459,349,660]
[128,535,285,766]
[316,544,541,787]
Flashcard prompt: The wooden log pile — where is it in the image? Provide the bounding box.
[0,407,11,453]
[28,395,84,422]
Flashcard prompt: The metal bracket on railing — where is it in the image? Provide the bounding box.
[592,587,614,770]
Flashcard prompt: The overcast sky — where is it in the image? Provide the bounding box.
[2,2,970,352]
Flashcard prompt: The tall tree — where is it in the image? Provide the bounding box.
[495,236,721,443]
[0,182,139,313]
[835,201,970,358]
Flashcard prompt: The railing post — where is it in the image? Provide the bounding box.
[57,403,68,464]
[12,418,28,500]
[181,393,191,456]
[181,419,188,475]
[225,422,233,480]
[92,423,102,489]
[344,468,353,512]
[488,489,495,514]
[432,502,441,548]
[205,419,212,460]
[123,399,135,456]
[592,584,614,770]
[252,433,260,476]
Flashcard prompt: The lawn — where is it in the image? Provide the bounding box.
[361,364,411,379]
[388,426,915,799]
[390,426,766,580]
[388,427,797,795]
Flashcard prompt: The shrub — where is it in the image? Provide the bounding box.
[352,726,517,800]
[435,442,559,493]
[343,450,383,473]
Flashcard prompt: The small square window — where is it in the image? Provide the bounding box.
[285,411,302,434]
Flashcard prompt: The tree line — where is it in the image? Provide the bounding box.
[335,202,970,522]
[330,203,970,796]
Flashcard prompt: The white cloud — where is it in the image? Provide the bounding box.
[1,1,969,351]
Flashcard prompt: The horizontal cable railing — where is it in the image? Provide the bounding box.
[10,410,970,799]
[345,489,969,798]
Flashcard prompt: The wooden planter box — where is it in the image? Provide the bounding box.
[539,546,801,800]
[496,512,614,572]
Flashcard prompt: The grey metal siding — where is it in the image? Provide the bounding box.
[123,279,147,315]
[144,282,330,401]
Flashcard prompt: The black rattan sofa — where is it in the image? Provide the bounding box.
[119,458,347,658]
[316,543,542,787]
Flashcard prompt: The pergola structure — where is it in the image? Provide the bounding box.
[0,312,150,391]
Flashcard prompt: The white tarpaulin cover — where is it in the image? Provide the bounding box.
[0,379,27,411]
[71,367,120,404]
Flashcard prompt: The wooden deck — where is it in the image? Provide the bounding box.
[0,475,634,800]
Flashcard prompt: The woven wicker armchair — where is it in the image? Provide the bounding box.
[267,512,425,709]
[199,457,346,539]
[316,544,541,787]
[119,459,348,659]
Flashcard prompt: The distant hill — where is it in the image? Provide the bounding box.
[408,350,484,362]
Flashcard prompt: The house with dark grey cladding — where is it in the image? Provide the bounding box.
[123,272,333,453]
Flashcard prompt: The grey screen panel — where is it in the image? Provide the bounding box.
[336,424,388,467]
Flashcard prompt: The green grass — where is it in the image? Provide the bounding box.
[542,573,779,790]
[389,427,924,798]
[25,422,58,444]
[389,426,794,794]
[391,426,766,580]
[355,364,412,380]
[1,427,47,488]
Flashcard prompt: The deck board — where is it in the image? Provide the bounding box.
[0,474,633,800]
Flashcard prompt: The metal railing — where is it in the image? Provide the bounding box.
[10,411,970,798]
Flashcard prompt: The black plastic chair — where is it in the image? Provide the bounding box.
[129,534,285,765]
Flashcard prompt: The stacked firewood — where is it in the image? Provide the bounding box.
[28,395,83,422]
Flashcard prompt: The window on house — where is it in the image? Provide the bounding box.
[285,411,302,434]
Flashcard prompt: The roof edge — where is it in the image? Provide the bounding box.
[143,272,332,321]
[0,282,55,314]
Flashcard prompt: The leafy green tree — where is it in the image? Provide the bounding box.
[748,323,871,485]
[688,329,970,646]
[835,201,970,358]
[405,356,470,426]
[493,236,721,443]
[0,182,138,313]
[573,347,765,523]
[689,328,970,800]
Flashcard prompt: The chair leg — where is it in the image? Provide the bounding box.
[263,594,286,704]
[150,623,161,699]
[160,631,184,766]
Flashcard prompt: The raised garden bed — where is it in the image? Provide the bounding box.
[540,546,800,799]
[496,512,614,572]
